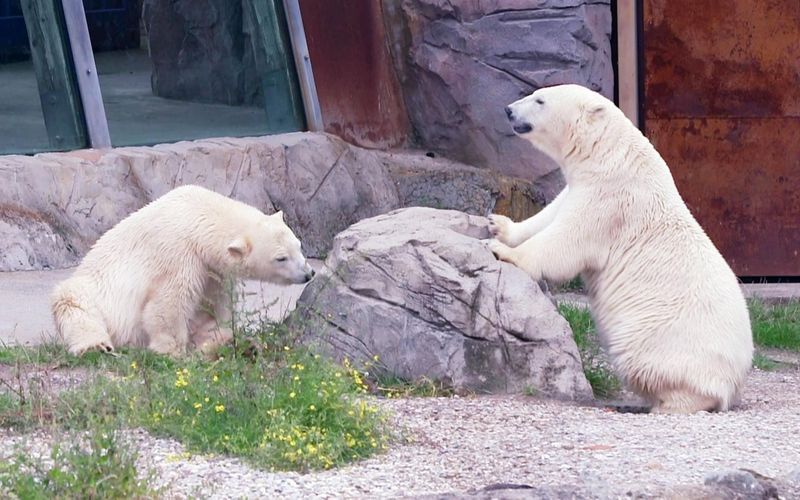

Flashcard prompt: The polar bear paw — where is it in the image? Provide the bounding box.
[68,338,115,356]
[488,214,516,245]
[488,239,516,264]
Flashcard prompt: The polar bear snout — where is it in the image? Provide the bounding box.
[504,105,533,134]
[303,265,315,283]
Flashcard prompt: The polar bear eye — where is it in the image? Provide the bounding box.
[276,256,288,262]
[535,98,544,105]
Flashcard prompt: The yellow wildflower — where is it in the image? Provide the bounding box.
[130,361,138,370]
[212,374,219,382]
[308,405,316,411]
[289,392,296,398]
[215,404,225,413]
[193,402,202,410]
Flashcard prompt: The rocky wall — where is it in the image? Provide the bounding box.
[0,133,542,271]
[383,0,614,199]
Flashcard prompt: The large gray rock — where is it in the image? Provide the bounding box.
[384,0,613,193]
[292,207,592,398]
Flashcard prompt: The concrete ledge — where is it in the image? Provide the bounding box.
[0,132,543,271]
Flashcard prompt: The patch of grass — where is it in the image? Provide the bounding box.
[0,341,178,375]
[373,374,454,398]
[0,427,158,499]
[749,300,800,351]
[752,352,781,371]
[557,303,621,399]
[0,341,72,366]
[523,386,538,397]
[555,275,585,293]
[11,326,390,472]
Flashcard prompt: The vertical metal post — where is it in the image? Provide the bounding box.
[616,0,641,129]
[61,0,111,148]
[282,0,323,132]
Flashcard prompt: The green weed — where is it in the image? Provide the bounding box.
[749,300,800,351]
[752,352,781,371]
[557,303,621,399]
[0,427,158,499]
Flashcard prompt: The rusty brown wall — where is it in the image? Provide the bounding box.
[643,0,800,276]
[298,0,410,149]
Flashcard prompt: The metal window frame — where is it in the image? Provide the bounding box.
[60,0,110,148]
[282,0,323,132]
[7,0,319,154]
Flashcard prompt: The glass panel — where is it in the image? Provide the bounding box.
[0,0,86,154]
[89,0,305,147]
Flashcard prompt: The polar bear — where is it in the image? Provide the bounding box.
[52,185,314,356]
[489,84,753,413]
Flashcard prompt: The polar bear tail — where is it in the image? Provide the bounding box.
[51,278,114,355]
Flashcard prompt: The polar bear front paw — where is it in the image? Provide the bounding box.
[488,239,517,264]
[488,214,515,245]
[68,338,115,356]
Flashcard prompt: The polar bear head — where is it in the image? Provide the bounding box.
[505,84,624,167]
[226,211,314,285]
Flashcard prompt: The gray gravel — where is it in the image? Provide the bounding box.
[2,367,799,498]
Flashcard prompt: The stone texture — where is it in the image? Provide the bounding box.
[143,0,263,106]
[0,133,400,269]
[704,470,780,499]
[381,150,546,217]
[384,0,613,194]
[0,206,77,271]
[0,132,544,271]
[291,207,591,398]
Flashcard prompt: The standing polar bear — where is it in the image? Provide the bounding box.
[52,185,314,356]
[489,84,753,413]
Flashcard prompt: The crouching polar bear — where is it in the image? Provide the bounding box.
[489,84,753,413]
[52,185,314,356]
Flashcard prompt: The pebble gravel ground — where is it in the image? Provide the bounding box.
[1,367,799,499]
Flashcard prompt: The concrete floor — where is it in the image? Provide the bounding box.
[1,265,797,347]
[0,49,271,154]
[0,266,315,347]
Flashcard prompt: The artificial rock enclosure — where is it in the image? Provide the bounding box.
[1,0,613,397]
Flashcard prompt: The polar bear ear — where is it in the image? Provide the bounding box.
[227,237,252,260]
[272,210,284,221]
[584,104,606,124]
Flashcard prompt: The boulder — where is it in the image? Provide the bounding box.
[291,207,592,398]
[383,0,613,192]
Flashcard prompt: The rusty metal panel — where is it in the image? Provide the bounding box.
[298,0,409,148]
[647,118,800,276]
[643,0,800,276]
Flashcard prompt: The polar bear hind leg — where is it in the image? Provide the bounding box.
[650,389,722,414]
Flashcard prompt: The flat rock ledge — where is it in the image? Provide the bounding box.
[0,133,544,271]
[290,207,592,399]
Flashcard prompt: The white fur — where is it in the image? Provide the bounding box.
[490,84,753,413]
[52,185,313,356]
